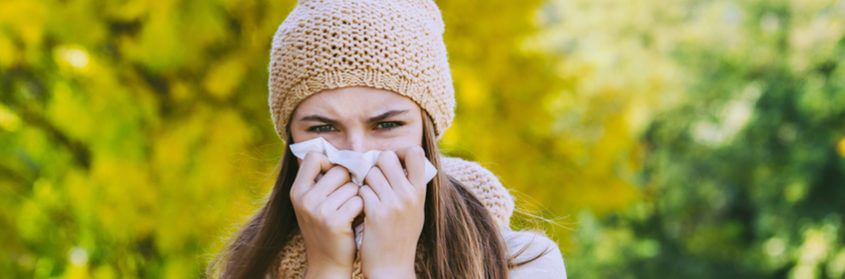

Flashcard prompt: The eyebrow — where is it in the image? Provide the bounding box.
[299,115,338,124]
[298,109,409,124]
[367,109,408,123]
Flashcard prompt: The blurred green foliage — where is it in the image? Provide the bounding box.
[1,0,843,278]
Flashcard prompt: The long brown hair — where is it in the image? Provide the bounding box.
[209,113,510,278]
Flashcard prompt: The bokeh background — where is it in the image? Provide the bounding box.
[2,0,844,278]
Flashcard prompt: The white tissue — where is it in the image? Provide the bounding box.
[289,137,437,185]
[288,137,438,249]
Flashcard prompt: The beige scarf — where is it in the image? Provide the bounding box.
[273,157,515,278]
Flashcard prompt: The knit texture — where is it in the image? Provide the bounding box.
[441,157,514,227]
[268,0,456,141]
[274,156,514,278]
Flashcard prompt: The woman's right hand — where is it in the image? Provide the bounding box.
[290,151,363,278]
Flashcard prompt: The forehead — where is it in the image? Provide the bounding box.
[293,86,420,117]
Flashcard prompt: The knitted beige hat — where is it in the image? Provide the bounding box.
[268,0,456,141]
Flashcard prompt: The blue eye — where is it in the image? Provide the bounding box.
[308,125,336,133]
[377,121,403,130]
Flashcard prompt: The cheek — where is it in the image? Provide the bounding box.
[410,121,424,146]
[289,124,306,143]
[377,123,423,150]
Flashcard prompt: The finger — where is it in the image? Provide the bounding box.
[359,185,381,213]
[290,151,331,200]
[321,182,359,211]
[304,150,334,173]
[307,165,351,199]
[363,166,391,200]
[376,150,411,192]
[310,150,334,180]
[335,196,363,223]
[395,146,426,189]
[317,155,333,173]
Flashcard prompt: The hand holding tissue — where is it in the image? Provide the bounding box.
[288,137,438,249]
[289,137,437,186]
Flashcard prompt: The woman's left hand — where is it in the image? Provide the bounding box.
[358,146,428,279]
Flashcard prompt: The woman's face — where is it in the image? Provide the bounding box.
[290,86,424,154]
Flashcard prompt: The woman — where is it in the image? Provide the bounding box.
[211,0,566,278]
